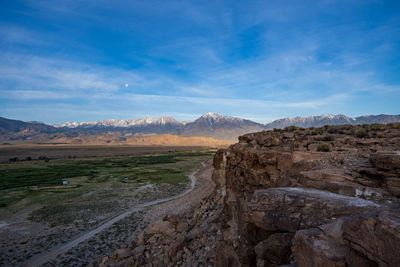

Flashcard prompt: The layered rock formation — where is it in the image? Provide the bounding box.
[95,123,400,267]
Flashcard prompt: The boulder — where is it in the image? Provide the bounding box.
[293,208,400,267]
[370,151,400,170]
[293,226,346,267]
[238,131,283,147]
[343,209,400,266]
[112,248,131,260]
[298,169,387,201]
[248,188,379,232]
[146,220,175,237]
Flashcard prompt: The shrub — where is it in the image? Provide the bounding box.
[25,156,32,161]
[321,135,335,141]
[355,128,368,138]
[370,123,383,131]
[343,137,351,144]
[8,157,18,162]
[284,126,299,132]
[317,143,331,152]
[327,126,340,134]
[361,124,370,129]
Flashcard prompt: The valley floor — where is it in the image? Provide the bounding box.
[0,150,214,266]
[42,160,214,266]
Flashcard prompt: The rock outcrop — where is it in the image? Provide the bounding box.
[94,123,400,266]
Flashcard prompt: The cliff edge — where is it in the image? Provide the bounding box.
[94,123,400,267]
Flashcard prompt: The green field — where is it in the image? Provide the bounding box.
[0,150,214,208]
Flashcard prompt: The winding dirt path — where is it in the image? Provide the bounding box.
[25,161,210,267]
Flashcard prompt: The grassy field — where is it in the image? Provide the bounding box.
[0,149,215,266]
[0,150,215,208]
[0,144,217,162]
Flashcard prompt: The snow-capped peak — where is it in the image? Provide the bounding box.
[202,112,224,119]
[51,116,182,128]
[197,112,250,126]
[319,114,336,119]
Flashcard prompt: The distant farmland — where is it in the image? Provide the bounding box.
[0,144,217,162]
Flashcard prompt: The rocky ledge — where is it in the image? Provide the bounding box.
[93,123,400,266]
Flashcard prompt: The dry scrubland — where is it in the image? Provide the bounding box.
[0,148,214,266]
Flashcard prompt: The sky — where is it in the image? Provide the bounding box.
[0,0,399,123]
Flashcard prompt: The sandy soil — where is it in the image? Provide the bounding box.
[39,160,214,266]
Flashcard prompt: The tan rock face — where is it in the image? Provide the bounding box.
[217,124,400,266]
[97,123,400,267]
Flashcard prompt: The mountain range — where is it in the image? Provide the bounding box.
[1,113,399,144]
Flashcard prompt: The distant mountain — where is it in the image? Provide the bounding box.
[53,117,184,135]
[1,113,400,144]
[264,114,400,129]
[183,112,265,141]
[0,117,58,141]
[51,113,265,141]
[53,117,183,129]
[353,114,400,125]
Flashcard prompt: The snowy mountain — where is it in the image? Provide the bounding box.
[52,113,264,141]
[264,114,400,129]
[53,117,182,128]
[1,113,400,143]
[183,112,265,141]
[264,114,354,129]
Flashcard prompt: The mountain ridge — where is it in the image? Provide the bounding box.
[1,113,400,142]
[264,113,400,129]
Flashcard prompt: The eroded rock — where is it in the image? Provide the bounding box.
[97,124,400,267]
[248,188,379,232]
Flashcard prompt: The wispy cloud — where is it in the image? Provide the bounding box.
[0,25,48,46]
[0,0,399,123]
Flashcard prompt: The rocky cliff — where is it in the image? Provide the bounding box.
[94,123,400,267]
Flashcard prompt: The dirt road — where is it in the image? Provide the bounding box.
[25,161,213,267]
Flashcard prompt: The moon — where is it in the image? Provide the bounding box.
[124,83,129,88]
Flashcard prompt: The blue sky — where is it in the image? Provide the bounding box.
[0,0,399,123]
